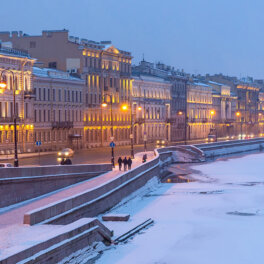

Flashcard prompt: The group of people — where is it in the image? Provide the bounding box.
[117,156,132,171]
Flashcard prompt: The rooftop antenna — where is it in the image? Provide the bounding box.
[142,53,145,62]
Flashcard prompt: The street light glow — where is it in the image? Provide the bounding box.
[178,111,183,115]
[210,110,215,115]
[236,112,241,117]
[102,102,107,107]
[121,104,128,111]
[138,106,142,111]
[0,81,7,89]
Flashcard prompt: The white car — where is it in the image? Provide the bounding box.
[0,163,13,168]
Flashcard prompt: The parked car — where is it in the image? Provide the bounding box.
[0,163,13,168]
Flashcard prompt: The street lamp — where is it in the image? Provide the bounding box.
[236,111,243,139]
[0,70,19,167]
[102,94,115,168]
[121,102,134,159]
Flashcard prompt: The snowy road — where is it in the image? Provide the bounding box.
[95,152,264,264]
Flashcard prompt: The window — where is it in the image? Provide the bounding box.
[25,103,28,118]
[39,110,42,122]
[30,41,36,48]
[53,89,56,101]
[38,88,41,101]
[59,90,61,101]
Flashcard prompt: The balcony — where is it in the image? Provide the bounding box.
[166,118,175,123]
[135,118,145,125]
[52,121,73,129]
[0,117,23,123]
[24,90,36,99]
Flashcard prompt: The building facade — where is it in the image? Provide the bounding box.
[132,74,171,144]
[208,81,237,137]
[33,67,84,152]
[133,60,188,142]
[0,30,133,148]
[187,82,213,140]
[0,44,35,154]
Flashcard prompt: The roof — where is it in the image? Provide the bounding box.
[33,67,84,82]
[0,47,32,59]
[132,74,171,85]
[208,80,225,86]
[193,82,212,88]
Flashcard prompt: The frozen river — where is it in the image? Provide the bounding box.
[92,152,264,264]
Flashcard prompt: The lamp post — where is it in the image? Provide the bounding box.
[102,94,115,168]
[121,102,134,159]
[0,70,19,167]
[236,111,242,139]
[177,110,188,145]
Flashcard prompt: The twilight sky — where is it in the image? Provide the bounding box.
[1,0,264,78]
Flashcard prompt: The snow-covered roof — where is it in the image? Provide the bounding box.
[33,67,84,82]
[208,81,224,86]
[193,82,211,88]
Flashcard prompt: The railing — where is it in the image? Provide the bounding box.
[135,118,145,125]
[0,46,30,57]
[52,121,73,129]
[0,117,23,123]
[166,118,174,123]
[24,90,36,99]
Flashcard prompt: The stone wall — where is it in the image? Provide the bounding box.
[0,163,112,208]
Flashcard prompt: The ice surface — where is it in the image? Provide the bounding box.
[95,152,264,264]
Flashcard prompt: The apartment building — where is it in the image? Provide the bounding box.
[0,43,35,154]
[33,67,84,151]
[0,30,133,147]
[132,74,171,144]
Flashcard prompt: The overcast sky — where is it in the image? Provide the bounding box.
[1,0,264,78]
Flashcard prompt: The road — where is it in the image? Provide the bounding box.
[2,143,158,166]
[0,137,228,166]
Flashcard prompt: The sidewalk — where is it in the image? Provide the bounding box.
[0,151,155,255]
[0,151,155,226]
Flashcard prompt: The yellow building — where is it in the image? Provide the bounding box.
[187,82,214,140]
[0,45,35,154]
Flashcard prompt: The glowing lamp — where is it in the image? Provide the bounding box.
[102,102,107,107]
[236,112,241,117]
[138,106,142,111]
[0,80,7,89]
[121,104,128,111]
[210,110,215,115]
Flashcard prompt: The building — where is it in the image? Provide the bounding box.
[0,43,35,154]
[206,74,261,137]
[133,60,188,142]
[132,74,171,144]
[236,81,260,136]
[207,81,237,137]
[187,81,213,140]
[0,30,133,148]
[33,67,85,152]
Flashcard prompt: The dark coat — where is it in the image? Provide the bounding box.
[127,158,132,166]
[123,158,128,165]
[118,157,123,165]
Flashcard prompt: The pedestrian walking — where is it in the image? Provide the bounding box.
[118,157,123,171]
[127,157,132,170]
[123,157,128,171]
